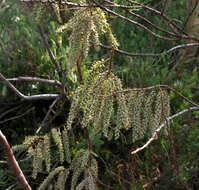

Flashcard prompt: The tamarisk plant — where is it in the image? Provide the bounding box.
[4,0,192,189]
[12,59,170,189]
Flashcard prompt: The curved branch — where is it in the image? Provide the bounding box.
[131,106,199,154]
[0,130,32,190]
[93,0,179,41]
[7,77,62,87]
[0,73,59,101]
[104,0,180,38]
[100,43,199,57]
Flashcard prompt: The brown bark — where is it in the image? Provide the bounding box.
[0,130,32,190]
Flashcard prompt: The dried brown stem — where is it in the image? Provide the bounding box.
[0,130,32,190]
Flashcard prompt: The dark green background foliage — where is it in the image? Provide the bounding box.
[0,0,199,189]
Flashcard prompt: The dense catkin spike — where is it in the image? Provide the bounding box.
[62,128,71,163]
[55,169,69,190]
[90,157,98,179]
[76,178,88,190]
[70,149,85,170]
[142,91,156,138]
[92,78,107,127]
[160,90,170,134]
[105,26,119,48]
[132,91,145,142]
[51,128,64,163]
[151,91,162,133]
[70,149,89,171]
[93,8,119,48]
[70,149,90,190]
[127,91,136,128]
[43,134,51,172]
[57,7,119,68]
[81,72,107,128]
[88,175,96,190]
[32,142,43,179]
[114,77,129,138]
[23,135,40,147]
[71,167,84,190]
[66,87,82,130]
[38,166,65,190]
[102,96,113,138]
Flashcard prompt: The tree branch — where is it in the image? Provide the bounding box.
[100,43,199,57]
[93,0,179,41]
[0,72,59,101]
[7,77,62,87]
[36,96,61,134]
[0,130,32,190]
[131,106,199,154]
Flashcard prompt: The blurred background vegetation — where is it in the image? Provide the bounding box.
[0,0,199,189]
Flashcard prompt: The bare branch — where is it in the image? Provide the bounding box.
[131,107,199,154]
[93,0,179,41]
[36,96,61,134]
[0,72,59,101]
[100,43,199,57]
[0,130,32,190]
[125,0,186,35]
[104,0,180,38]
[20,0,144,9]
[8,77,62,87]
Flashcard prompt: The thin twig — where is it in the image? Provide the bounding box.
[5,183,17,190]
[131,106,199,154]
[36,96,61,134]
